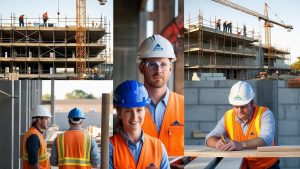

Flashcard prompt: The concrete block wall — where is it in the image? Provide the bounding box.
[277,81,300,169]
[185,80,300,169]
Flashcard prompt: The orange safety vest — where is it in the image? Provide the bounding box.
[142,91,184,156]
[23,127,50,169]
[56,130,92,169]
[224,106,278,169]
[110,132,163,169]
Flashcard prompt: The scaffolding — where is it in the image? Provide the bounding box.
[184,12,290,80]
[0,14,112,80]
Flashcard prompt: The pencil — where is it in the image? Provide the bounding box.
[221,135,227,143]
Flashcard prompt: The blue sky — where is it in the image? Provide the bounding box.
[1,0,112,23]
[184,0,300,63]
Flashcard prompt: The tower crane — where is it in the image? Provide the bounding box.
[76,0,87,79]
[76,0,106,79]
[211,0,293,71]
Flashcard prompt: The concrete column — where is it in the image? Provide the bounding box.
[113,0,142,88]
[256,80,278,143]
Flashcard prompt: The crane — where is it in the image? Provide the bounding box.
[211,0,293,71]
[76,0,106,79]
[76,0,86,79]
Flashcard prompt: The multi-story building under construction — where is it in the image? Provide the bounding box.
[0,15,111,80]
[184,14,290,80]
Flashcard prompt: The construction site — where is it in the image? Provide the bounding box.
[0,80,113,168]
[0,2,112,80]
[185,80,300,169]
[184,1,300,169]
[184,0,293,80]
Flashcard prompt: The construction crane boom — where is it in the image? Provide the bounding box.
[211,0,293,30]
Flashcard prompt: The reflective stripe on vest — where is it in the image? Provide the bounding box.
[110,132,163,169]
[142,91,184,156]
[226,106,264,139]
[57,131,92,166]
[22,127,50,169]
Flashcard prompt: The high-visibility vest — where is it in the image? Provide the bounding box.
[56,130,92,169]
[224,106,278,169]
[142,91,184,156]
[110,132,163,169]
[23,127,50,169]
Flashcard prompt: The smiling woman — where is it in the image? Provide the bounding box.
[110,80,170,169]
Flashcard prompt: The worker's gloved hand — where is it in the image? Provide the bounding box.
[215,138,226,149]
[219,140,243,151]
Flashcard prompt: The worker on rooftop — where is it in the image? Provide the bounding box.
[22,105,51,169]
[243,24,247,37]
[42,12,49,27]
[216,19,221,30]
[137,34,184,156]
[227,21,232,33]
[19,15,25,27]
[50,107,100,168]
[223,21,227,32]
[111,80,170,169]
[206,81,279,169]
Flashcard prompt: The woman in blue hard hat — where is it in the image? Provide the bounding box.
[50,107,100,168]
[110,80,170,169]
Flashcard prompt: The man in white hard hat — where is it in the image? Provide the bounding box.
[137,34,184,156]
[22,105,52,169]
[206,81,279,169]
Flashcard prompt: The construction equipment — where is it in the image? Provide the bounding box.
[76,0,87,79]
[211,0,293,71]
[76,0,106,79]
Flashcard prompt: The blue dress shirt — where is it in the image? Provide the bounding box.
[147,88,170,133]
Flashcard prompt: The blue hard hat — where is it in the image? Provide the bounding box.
[67,107,85,119]
[114,80,151,108]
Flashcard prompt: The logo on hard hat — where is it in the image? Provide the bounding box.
[153,44,163,51]
[234,95,242,100]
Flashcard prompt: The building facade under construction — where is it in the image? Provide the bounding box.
[0,16,111,80]
[184,14,291,80]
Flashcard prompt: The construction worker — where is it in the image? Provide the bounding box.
[223,21,227,32]
[19,15,25,27]
[227,21,232,33]
[206,81,279,169]
[137,34,184,156]
[243,24,247,36]
[42,12,48,27]
[22,105,51,169]
[50,107,100,168]
[216,19,221,30]
[111,80,170,169]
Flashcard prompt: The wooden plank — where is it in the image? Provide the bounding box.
[257,146,300,152]
[185,145,300,157]
[256,151,300,157]
[185,157,219,169]
[185,145,256,157]
[215,158,243,169]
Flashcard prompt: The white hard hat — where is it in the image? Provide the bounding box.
[32,105,52,118]
[228,81,255,106]
[136,34,176,63]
